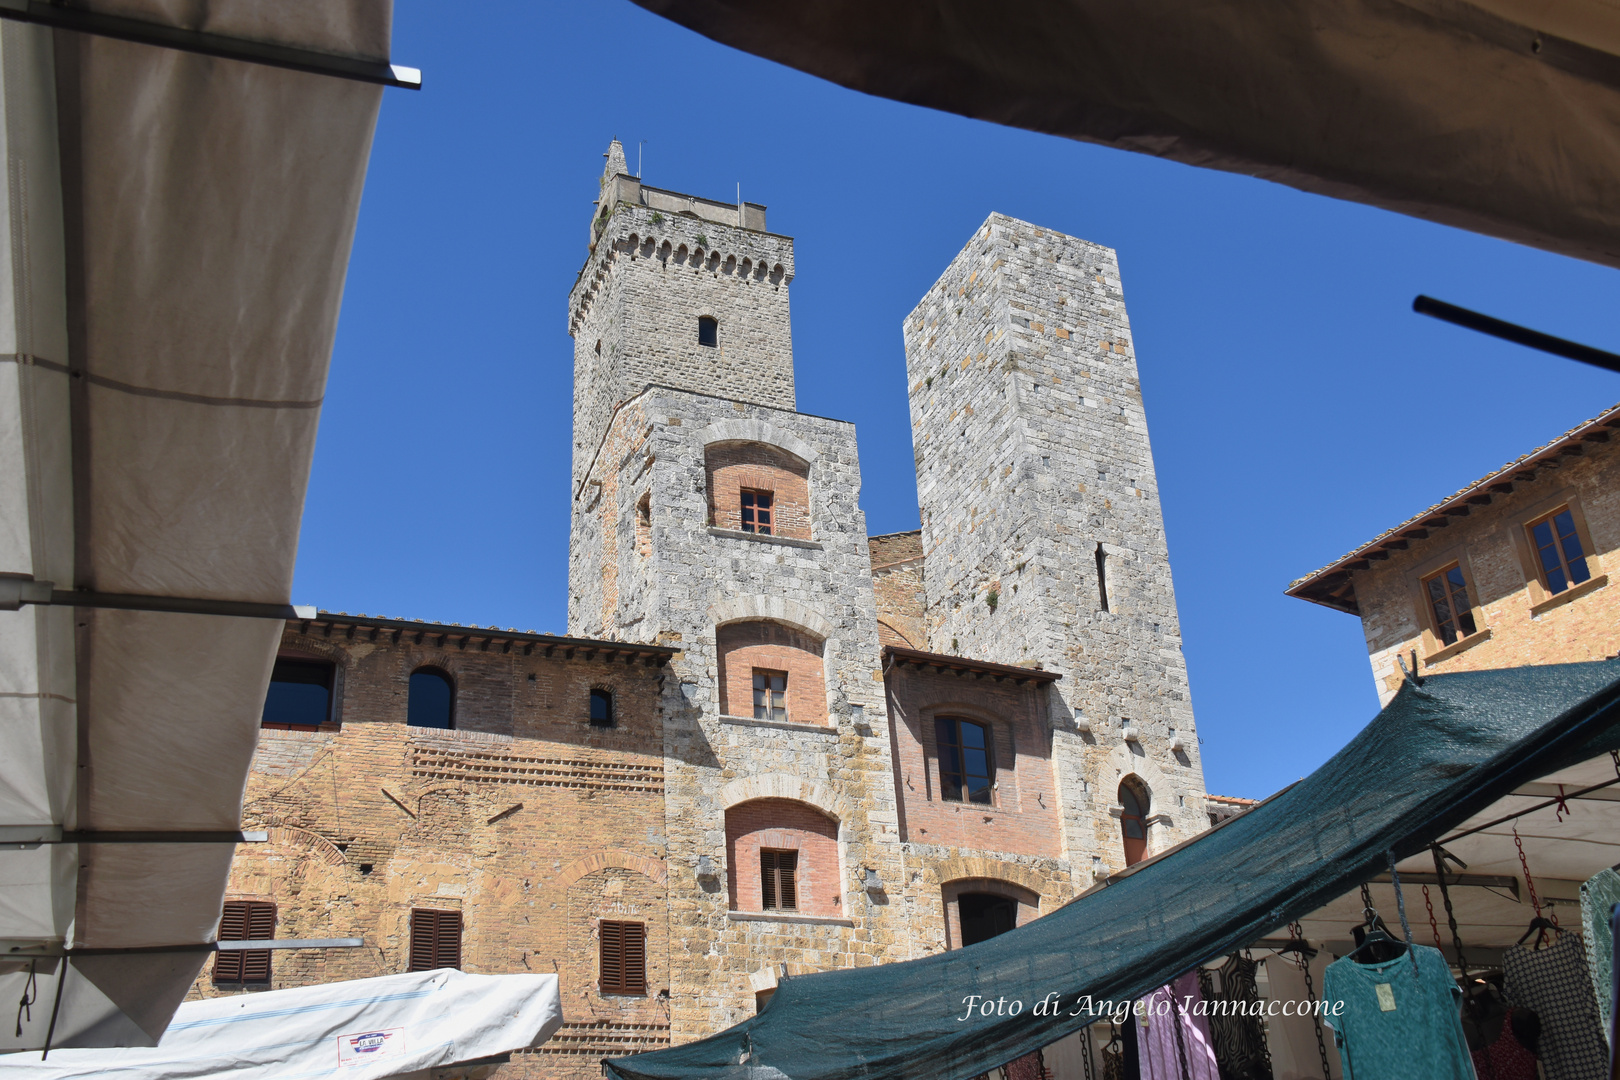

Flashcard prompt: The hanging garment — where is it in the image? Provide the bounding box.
[1464,1003,1540,1080]
[1198,954,1273,1080]
[1503,931,1609,1080]
[1137,971,1221,1080]
[1581,867,1620,1044]
[1610,903,1620,1080]
[1004,1051,1045,1080]
[1321,944,1473,1080]
[1264,955,1343,1080]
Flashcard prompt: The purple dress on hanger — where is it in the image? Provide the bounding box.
[1137,972,1221,1080]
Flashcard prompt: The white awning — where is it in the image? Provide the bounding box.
[0,970,564,1079]
[0,0,397,1052]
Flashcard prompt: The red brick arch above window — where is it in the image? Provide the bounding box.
[552,848,669,891]
[706,441,812,540]
[717,621,827,726]
[725,798,841,917]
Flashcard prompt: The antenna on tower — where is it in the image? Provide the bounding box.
[638,140,645,179]
[737,182,742,227]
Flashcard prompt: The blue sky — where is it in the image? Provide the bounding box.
[295,1,1620,799]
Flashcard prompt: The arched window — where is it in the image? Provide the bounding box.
[1119,778,1149,866]
[723,798,839,917]
[697,316,718,347]
[958,893,1018,946]
[716,622,826,726]
[408,667,454,729]
[935,717,993,804]
[590,688,614,728]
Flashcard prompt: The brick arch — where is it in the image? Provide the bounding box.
[262,825,347,867]
[708,596,833,641]
[695,419,818,466]
[719,774,849,823]
[553,849,669,891]
[929,856,1049,901]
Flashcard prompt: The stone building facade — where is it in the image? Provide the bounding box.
[1288,402,1620,702]
[198,142,1211,1079]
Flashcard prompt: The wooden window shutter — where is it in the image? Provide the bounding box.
[213,900,275,985]
[760,850,778,910]
[778,851,798,911]
[409,909,462,971]
[599,920,646,995]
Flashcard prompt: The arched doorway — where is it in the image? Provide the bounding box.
[1119,778,1150,866]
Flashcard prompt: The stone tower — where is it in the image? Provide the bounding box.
[902,213,1209,875]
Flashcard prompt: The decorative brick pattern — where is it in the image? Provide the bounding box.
[725,799,841,917]
[409,746,664,793]
[716,621,827,725]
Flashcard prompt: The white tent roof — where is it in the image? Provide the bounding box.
[0,970,564,1079]
[0,0,400,1051]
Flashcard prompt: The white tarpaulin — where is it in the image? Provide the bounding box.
[0,970,564,1079]
[0,0,393,1052]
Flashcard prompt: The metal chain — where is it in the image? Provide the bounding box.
[1422,884,1443,951]
[1431,844,1471,982]
[1247,949,1275,1072]
[1290,920,1334,1080]
[1512,825,1543,920]
[1170,985,1193,1080]
[1079,1021,1095,1080]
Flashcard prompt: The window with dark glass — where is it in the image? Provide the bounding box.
[958,893,1018,946]
[1119,780,1149,867]
[408,908,462,971]
[935,717,993,804]
[213,900,275,985]
[1423,564,1478,646]
[740,490,773,534]
[599,920,647,995]
[752,670,787,722]
[261,659,334,730]
[408,667,454,729]
[1528,508,1592,595]
[760,849,798,910]
[590,688,614,727]
[697,316,718,347]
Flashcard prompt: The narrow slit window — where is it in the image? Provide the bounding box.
[741,490,773,534]
[599,919,647,995]
[213,899,276,985]
[1422,564,1478,646]
[697,316,718,347]
[1119,781,1149,866]
[935,716,994,805]
[1528,508,1592,595]
[760,849,798,910]
[1095,543,1110,612]
[752,669,787,723]
[589,688,614,728]
[408,908,462,971]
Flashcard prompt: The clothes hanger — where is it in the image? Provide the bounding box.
[1516,916,1559,948]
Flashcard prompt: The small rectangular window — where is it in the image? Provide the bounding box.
[936,717,994,805]
[697,316,718,348]
[760,849,798,910]
[752,669,787,723]
[1422,564,1478,646]
[599,919,647,994]
[408,909,462,971]
[262,658,334,730]
[213,900,276,985]
[740,490,774,535]
[1527,508,1592,596]
[589,688,614,728]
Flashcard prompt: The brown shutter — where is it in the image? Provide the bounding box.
[623,922,647,994]
[600,920,625,993]
[760,850,777,910]
[409,910,436,971]
[778,851,798,911]
[213,900,274,985]
[435,909,462,970]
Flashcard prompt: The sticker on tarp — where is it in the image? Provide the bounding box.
[338,1027,406,1066]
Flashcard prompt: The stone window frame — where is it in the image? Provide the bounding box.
[1509,489,1607,614]
[1403,545,1491,667]
[917,702,1017,810]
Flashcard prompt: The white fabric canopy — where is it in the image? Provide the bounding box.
[0,970,564,1079]
[0,0,390,1051]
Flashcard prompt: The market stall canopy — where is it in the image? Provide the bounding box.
[603,658,1620,1080]
[631,0,1620,270]
[0,0,404,1052]
[0,969,564,1079]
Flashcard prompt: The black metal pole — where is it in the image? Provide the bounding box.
[1413,295,1620,375]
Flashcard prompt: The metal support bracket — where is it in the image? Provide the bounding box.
[0,575,315,621]
[3,938,362,958]
[0,826,268,850]
[0,0,420,88]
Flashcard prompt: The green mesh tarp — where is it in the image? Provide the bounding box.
[605,659,1620,1080]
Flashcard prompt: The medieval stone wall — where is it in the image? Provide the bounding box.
[902,213,1208,878]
